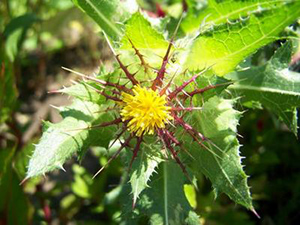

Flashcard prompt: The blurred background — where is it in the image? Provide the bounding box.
[1,0,300,224]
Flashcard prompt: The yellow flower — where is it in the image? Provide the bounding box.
[120,85,172,136]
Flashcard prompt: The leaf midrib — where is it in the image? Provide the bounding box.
[209,0,293,25]
[230,84,300,96]
[213,5,300,63]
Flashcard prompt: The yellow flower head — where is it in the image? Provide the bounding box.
[120,85,172,136]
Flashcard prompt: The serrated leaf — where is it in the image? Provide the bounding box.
[184,0,300,75]
[123,162,200,225]
[120,12,169,69]
[121,12,168,53]
[227,41,300,135]
[182,0,291,33]
[26,99,116,178]
[128,139,163,206]
[184,96,253,210]
[72,0,138,40]
[58,81,105,104]
[14,141,35,179]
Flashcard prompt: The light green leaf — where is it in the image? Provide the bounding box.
[72,0,138,40]
[58,81,105,103]
[26,98,116,179]
[123,162,200,225]
[185,96,253,210]
[121,12,168,53]
[227,41,300,135]
[182,0,292,33]
[128,138,163,206]
[120,12,169,69]
[184,0,300,75]
[71,164,93,198]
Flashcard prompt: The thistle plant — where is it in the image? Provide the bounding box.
[24,0,300,223]
[61,30,231,185]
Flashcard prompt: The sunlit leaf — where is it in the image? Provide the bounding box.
[184,0,300,75]
[184,96,253,210]
[127,138,163,206]
[72,0,138,40]
[26,97,116,179]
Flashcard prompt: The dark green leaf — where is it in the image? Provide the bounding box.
[123,162,200,225]
[227,41,300,135]
[3,13,39,61]
[0,53,17,123]
[0,145,32,225]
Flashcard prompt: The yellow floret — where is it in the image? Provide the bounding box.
[120,85,172,136]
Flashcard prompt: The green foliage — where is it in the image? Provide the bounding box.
[0,147,15,184]
[3,13,39,61]
[18,0,300,224]
[187,96,252,209]
[0,144,32,225]
[0,33,18,123]
[128,139,164,206]
[72,0,138,40]
[227,41,300,135]
[121,12,169,67]
[0,58,17,124]
[123,162,200,225]
[26,98,116,178]
[184,0,300,75]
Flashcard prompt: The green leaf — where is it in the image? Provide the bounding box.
[0,50,17,124]
[128,138,164,206]
[26,98,116,179]
[0,169,32,225]
[227,41,300,135]
[0,147,15,184]
[119,12,170,78]
[121,12,168,61]
[14,141,35,179]
[185,96,253,210]
[123,162,200,225]
[0,144,32,225]
[3,13,39,61]
[58,80,105,104]
[72,0,138,40]
[184,0,300,75]
[71,164,93,198]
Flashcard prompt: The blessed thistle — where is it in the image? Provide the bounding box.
[62,31,230,182]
